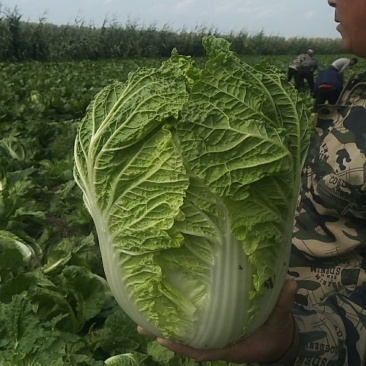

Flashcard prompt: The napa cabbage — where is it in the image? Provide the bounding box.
[74,36,313,349]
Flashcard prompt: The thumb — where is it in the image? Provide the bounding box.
[268,279,298,327]
[277,279,298,312]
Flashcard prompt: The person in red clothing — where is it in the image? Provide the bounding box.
[138,0,366,364]
[313,66,344,111]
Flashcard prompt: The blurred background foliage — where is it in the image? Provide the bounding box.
[0,4,346,62]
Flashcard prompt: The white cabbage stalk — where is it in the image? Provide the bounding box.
[74,36,312,348]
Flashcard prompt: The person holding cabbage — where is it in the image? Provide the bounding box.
[138,0,366,364]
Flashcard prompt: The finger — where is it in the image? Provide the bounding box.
[156,338,230,362]
[137,326,157,339]
[264,278,297,339]
[275,279,298,314]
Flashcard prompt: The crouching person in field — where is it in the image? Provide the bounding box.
[313,66,344,111]
[295,52,321,95]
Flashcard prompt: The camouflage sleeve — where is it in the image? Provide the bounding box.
[293,285,366,365]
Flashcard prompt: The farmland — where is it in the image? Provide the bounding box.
[0,54,364,365]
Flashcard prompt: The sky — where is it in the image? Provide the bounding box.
[0,0,340,39]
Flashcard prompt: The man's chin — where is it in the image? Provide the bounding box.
[341,40,365,58]
[340,38,352,53]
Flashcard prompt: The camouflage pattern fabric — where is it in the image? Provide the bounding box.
[289,72,366,366]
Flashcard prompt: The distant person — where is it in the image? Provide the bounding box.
[313,67,344,111]
[330,57,358,79]
[287,55,302,83]
[295,49,321,95]
[287,49,314,85]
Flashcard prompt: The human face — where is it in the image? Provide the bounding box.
[328,0,366,58]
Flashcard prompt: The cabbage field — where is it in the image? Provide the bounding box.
[0,52,363,366]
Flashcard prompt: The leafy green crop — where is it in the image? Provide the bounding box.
[74,36,313,349]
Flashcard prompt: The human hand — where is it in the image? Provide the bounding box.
[137,279,298,364]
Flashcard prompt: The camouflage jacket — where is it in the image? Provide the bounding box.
[289,72,366,366]
[289,54,312,70]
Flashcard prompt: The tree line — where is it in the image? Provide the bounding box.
[0,6,345,62]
